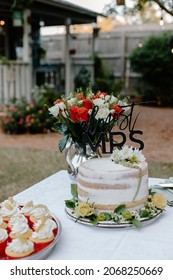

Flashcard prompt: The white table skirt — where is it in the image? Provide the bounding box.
[14,170,173,260]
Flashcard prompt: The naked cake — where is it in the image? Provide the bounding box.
[77,146,148,211]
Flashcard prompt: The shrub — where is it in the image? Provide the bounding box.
[2,85,61,134]
[92,53,124,94]
[129,33,173,106]
[74,66,91,89]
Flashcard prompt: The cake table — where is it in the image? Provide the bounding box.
[14,170,173,260]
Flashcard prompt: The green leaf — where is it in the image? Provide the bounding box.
[59,135,69,152]
[54,123,68,134]
[139,209,150,218]
[65,200,75,209]
[131,218,142,228]
[168,200,173,207]
[71,184,78,200]
[101,212,112,221]
[114,204,126,214]
[88,214,98,225]
[113,216,120,223]
[149,188,155,195]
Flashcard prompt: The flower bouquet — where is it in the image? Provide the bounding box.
[48,86,128,154]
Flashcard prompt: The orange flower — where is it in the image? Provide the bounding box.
[75,93,84,100]
[54,99,66,106]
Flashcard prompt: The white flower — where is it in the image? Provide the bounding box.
[110,109,115,114]
[95,107,110,120]
[48,104,60,117]
[121,146,134,160]
[61,110,68,118]
[93,98,105,107]
[58,102,66,111]
[78,100,83,106]
[133,147,145,162]
[67,98,77,106]
[111,145,145,167]
[117,100,126,106]
[110,95,118,104]
[105,95,111,102]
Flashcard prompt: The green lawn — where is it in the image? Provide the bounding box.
[0,147,173,202]
[0,147,68,202]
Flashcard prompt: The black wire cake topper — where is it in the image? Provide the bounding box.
[81,101,153,155]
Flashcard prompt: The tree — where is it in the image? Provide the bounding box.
[104,1,173,18]
[129,33,173,105]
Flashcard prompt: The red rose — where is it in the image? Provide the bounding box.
[70,106,79,122]
[92,93,101,100]
[83,98,93,110]
[70,106,89,122]
[112,104,123,119]
[77,107,89,122]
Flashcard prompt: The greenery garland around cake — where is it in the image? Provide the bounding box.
[65,184,167,228]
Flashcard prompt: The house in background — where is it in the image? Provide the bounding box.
[0,0,100,108]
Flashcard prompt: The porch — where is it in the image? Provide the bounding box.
[0,0,99,108]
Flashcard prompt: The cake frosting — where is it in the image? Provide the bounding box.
[9,221,32,239]
[9,214,28,228]
[6,238,34,253]
[0,203,20,220]
[0,216,7,229]
[0,228,8,242]
[1,197,18,208]
[20,201,34,216]
[33,218,57,232]
[5,237,34,258]
[31,222,54,240]
[77,155,148,211]
[30,204,51,222]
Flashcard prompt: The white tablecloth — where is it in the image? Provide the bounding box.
[14,170,173,260]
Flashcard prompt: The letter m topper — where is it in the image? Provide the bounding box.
[82,131,105,154]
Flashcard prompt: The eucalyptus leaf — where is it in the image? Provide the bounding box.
[65,200,75,209]
[71,184,78,200]
[59,135,69,152]
[114,204,126,214]
[54,123,68,134]
[131,218,142,228]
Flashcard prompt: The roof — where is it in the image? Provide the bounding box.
[0,0,102,26]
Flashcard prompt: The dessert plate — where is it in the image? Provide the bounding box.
[23,214,62,260]
[0,214,61,260]
[65,207,162,228]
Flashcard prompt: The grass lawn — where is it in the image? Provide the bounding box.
[0,147,68,202]
[1,147,173,202]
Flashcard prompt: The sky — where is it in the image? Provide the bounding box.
[63,0,110,13]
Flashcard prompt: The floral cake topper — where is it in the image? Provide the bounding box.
[110,145,146,168]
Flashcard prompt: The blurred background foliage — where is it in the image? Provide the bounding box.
[129,33,173,106]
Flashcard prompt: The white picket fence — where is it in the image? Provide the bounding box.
[0,62,32,108]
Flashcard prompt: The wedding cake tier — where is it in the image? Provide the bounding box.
[77,157,148,211]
